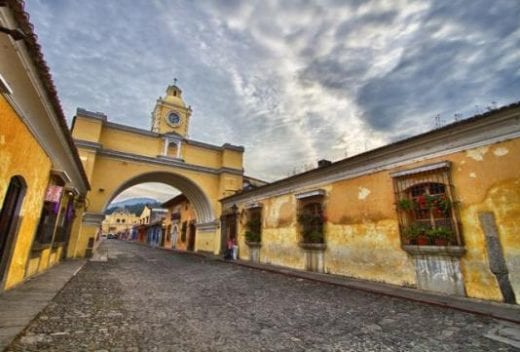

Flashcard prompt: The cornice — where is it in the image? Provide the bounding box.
[105,121,159,137]
[92,148,243,176]
[221,106,520,206]
[185,139,244,153]
[76,108,107,121]
[74,139,102,151]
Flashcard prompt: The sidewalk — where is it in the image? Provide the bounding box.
[164,246,520,324]
[0,259,86,351]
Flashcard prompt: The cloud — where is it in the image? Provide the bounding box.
[25,0,520,188]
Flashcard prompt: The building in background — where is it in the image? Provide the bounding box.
[101,208,139,237]
[162,194,197,251]
[221,104,520,304]
[0,2,89,291]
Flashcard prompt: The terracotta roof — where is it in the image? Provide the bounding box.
[6,0,90,190]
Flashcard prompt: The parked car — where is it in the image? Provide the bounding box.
[107,233,115,239]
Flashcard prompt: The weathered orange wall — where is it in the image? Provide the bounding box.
[236,137,520,302]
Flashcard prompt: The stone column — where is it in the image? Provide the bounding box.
[479,212,516,304]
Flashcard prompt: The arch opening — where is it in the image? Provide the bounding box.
[103,171,215,225]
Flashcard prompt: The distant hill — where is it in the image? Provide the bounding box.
[105,197,162,215]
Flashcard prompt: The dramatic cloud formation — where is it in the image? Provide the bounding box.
[111,183,179,204]
[26,0,520,201]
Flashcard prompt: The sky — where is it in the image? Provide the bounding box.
[25,0,520,202]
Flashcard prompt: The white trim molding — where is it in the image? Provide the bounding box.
[295,189,326,200]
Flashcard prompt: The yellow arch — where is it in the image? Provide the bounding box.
[104,171,215,224]
[69,108,244,256]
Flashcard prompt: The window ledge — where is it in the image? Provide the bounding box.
[245,241,262,247]
[402,245,465,257]
[298,242,326,250]
[31,243,51,252]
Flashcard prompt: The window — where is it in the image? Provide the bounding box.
[392,161,461,246]
[244,206,262,243]
[116,219,120,223]
[167,142,178,158]
[296,190,326,244]
[35,202,58,244]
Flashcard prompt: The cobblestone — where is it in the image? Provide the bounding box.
[6,241,519,351]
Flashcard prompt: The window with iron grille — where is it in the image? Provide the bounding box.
[295,190,326,244]
[244,207,262,243]
[391,161,462,246]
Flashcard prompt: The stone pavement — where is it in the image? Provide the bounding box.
[213,254,520,324]
[4,240,520,351]
[0,259,86,351]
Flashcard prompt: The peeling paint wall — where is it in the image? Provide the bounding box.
[234,137,520,303]
[0,96,52,289]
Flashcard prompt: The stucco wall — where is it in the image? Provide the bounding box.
[0,96,52,289]
[235,137,520,302]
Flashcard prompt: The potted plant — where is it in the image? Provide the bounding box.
[427,226,452,246]
[398,198,415,212]
[403,223,429,245]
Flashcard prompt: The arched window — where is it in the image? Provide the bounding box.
[392,162,461,246]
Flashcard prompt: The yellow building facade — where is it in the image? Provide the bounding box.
[0,2,89,291]
[222,104,520,304]
[71,83,244,255]
[101,209,139,236]
[162,194,197,251]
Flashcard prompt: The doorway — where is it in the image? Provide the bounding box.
[187,221,196,251]
[0,176,27,285]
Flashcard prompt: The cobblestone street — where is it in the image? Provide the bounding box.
[6,241,518,351]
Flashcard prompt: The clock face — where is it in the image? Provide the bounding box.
[167,112,181,126]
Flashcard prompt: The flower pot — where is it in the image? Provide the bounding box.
[434,238,449,246]
[417,235,429,246]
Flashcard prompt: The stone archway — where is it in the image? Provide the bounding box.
[104,171,215,225]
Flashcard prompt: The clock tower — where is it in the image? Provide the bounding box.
[151,82,192,136]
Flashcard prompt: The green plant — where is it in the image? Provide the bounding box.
[244,230,261,243]
[298,213,324,243]
[427,226,452,240]
[398,198,415,211]
[244,216,262,243]
[424,194,452,213]
[437,197,452,213]
[403,223,428,240]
